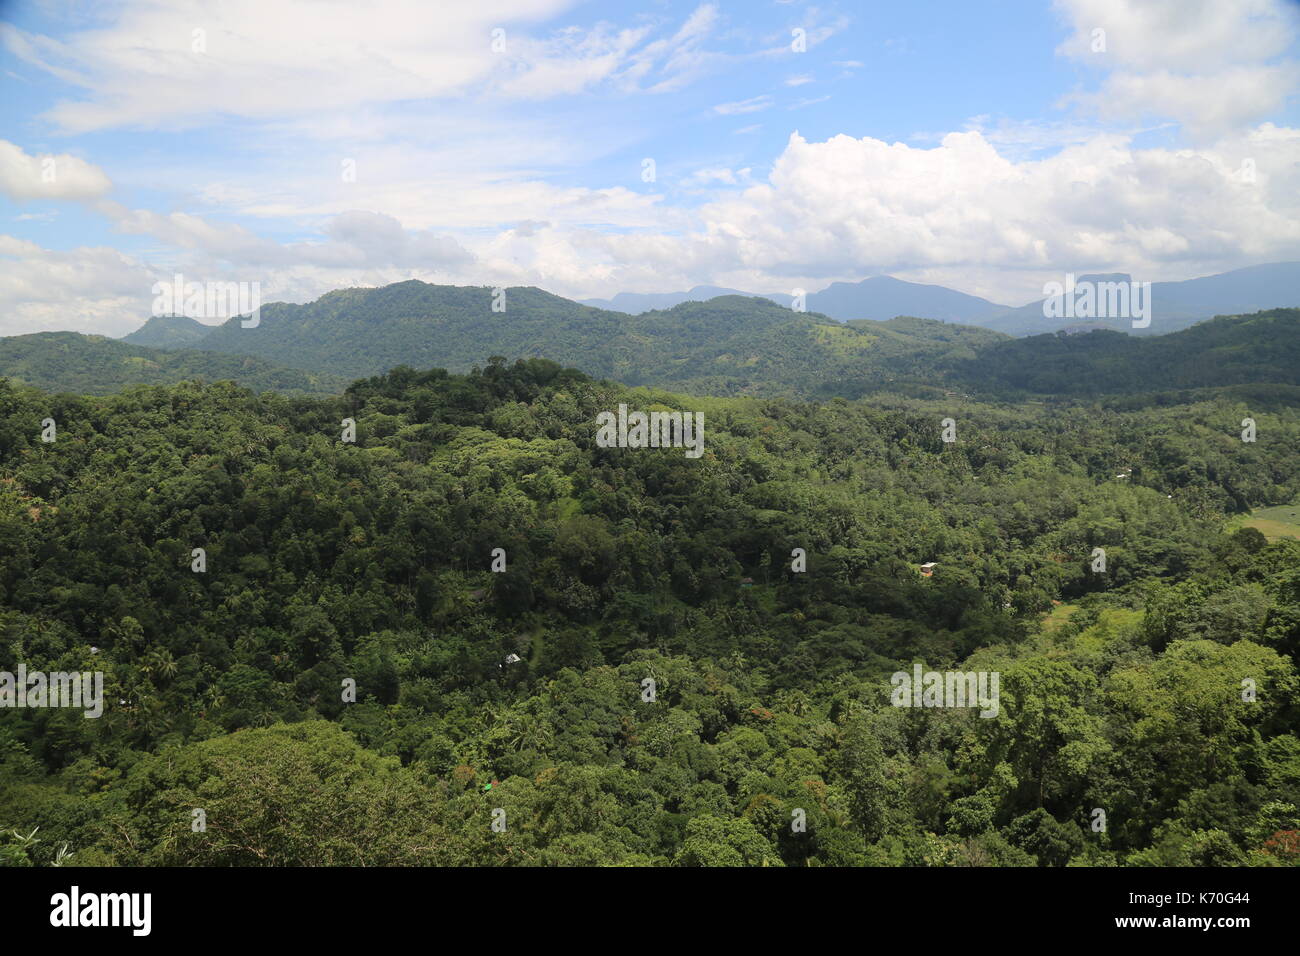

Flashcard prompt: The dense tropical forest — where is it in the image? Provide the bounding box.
[1,354,1297,866]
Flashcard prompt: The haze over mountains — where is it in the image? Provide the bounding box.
[981,262,1300,336]
[582,276,1012,325]
[579,285,767,315]
[582,262,1300,335]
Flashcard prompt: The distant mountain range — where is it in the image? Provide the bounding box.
[581,277,1009,324]
[980,262,1300,336]
[578,285,764,314]
[0,275,1286,401]
[580,262,1300,336]
[123,283,1010,396]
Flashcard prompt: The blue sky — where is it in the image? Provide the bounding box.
[2,0,1299,335]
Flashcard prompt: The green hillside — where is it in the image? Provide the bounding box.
[180,283,995,396]
[118,281,1300,401]
[0,332,348,396]
[956,309,1300,396]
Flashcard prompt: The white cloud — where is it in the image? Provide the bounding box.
[682,166,750,187]
[5,0,572,132]
[197,154,673,234]
[713,94,774,115]
[1054,0,1300,138]
[1069,65,1300,139]
[4,0,1299,332]
[0,235,153,337]
[0,140,113,201]
[5,1,736,133]
[629,4,734,94]
[492,21,654,99]
[1055,0,1295,71]
[789,95,830,110]
[319,211,475,269]
[8,115,1300,329]
[575,124,1300,302]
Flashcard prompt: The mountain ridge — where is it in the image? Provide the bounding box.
[10,290,1295,400]
[577,262,1300,334]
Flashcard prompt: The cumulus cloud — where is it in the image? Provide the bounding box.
[0,140,113,201]
[18,120,1300,318]
[547,124,1300,303]
[321,211,475,269]
[0,236,153,336]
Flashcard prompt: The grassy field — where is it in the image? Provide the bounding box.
[1040,601,1080,634]
[1230,503,1300,541]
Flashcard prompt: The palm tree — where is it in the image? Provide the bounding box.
[510,710,554,753]
[133,698,171,742]
[149,649,179,683]
[202,685,226,712]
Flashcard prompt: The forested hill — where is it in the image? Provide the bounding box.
[123,314,213,349]
[0,332,348,396]
[106,278,1299,399]
[955,309,1300,396]
[1,359,1298,866]
[171,282,1010,394]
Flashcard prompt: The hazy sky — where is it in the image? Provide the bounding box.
[3,0,1299,335]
